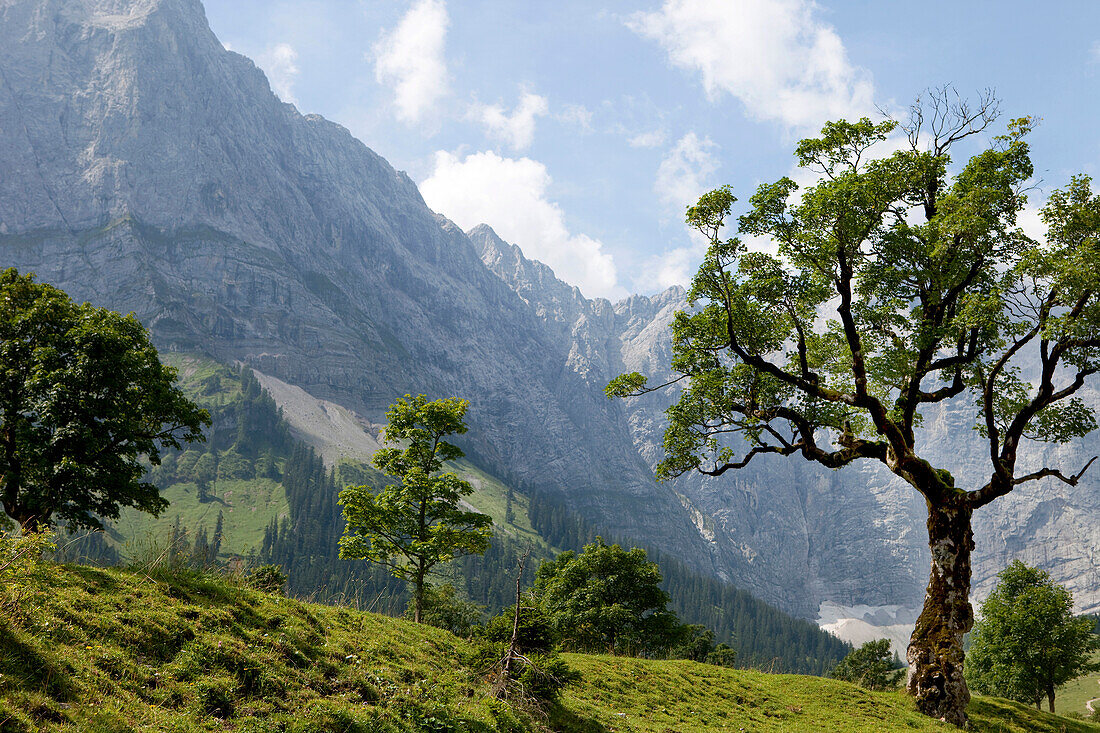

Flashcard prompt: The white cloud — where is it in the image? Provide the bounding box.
[655,132,719,211]
[638,243,705,292]
[373,0,449,123]
[1017,203,1046,241]
[257,43,300,105]
[471,92,549,151]
[628,0,875,129]
[1090,40,1100,64]
[558,103,594,131]
[632,132,720,292]
[628,130,666,148]
[420,151,625,299]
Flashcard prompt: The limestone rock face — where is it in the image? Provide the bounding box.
[2,0,1098,622]
[472,223,1100,618]
[0,0,703,564]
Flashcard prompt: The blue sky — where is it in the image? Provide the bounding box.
[202,0,1100,300]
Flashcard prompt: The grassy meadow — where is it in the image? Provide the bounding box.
[1,558,1097,733]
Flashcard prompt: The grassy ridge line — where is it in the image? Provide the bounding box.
[0,563,506,732]
[560,654,1100,732]
[1,563,1097,733]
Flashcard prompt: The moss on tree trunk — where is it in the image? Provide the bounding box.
[907,500,974,727]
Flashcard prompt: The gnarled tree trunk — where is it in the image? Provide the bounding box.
[907,499,975,728]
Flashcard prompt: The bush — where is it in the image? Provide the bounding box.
[830,639,904,690]
[245,564,287,594]
[471,601,578,708]
[513,652,580,704]
[705,643,738,668]
[477,600,556,652]
[403,584,482,637]
[670,624,714,662]
[0,530,57,611]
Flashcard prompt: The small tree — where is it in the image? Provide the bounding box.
[0,269,209,531]
[532,537,681,655]
[338,394,493,622]
[192,452,216,502]
[831,639,905,690]
[671,624,716,662]
[966,561,1100,713]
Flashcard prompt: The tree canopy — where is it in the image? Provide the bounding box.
[831,639,905,691]
[338,394,493,622]
[966,561,1100,713]
[532,537,680,655]
[0,269,209,531]
[608,89,1100,726]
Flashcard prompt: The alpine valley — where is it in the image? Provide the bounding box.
[1,0,1098,657]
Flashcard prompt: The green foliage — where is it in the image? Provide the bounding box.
[469,600,579,708]
[967,561,1100,711]
[0,530,57,613]
[670,623,715,662]
[245,564,288,594]
[527,489,847,674]
[478,599,557,653]
[830,639,904,690]
[532,538,680,655]
[608,105,1100,506]
[339,395,493,622]
[668,623,738,667]
[0,269,209,531]
[404,583,483,637]
[706,643,738,668]
[512,652,580,705]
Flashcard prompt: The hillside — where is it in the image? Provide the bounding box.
[0,561,1096,733]
[64,352,847,674]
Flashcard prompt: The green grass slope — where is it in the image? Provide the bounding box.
[89,353,847,676]
[559,653,1100,732]
[1058,651,1100,717]
[2,563,1097,733]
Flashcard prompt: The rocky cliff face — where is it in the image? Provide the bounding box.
[1,0,1097,623]
[472,224,1100,620]
[0,0,703,558]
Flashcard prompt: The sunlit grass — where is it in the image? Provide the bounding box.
[2,561,1097,732]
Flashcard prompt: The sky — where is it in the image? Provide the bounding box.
[202,0,1100,301]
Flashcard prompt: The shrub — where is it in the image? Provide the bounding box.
[705,643,738,668]
[403,583,482,637]
[0,530,57,612]
[830,639,904,690]
[245,564,287,594]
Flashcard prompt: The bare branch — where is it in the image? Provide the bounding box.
[1012,456,1098,487]
[971,456,1098,509]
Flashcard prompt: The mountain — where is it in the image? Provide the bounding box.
[1,0,1098,637]
[0,0,704,547]
[470,225,1100,630]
